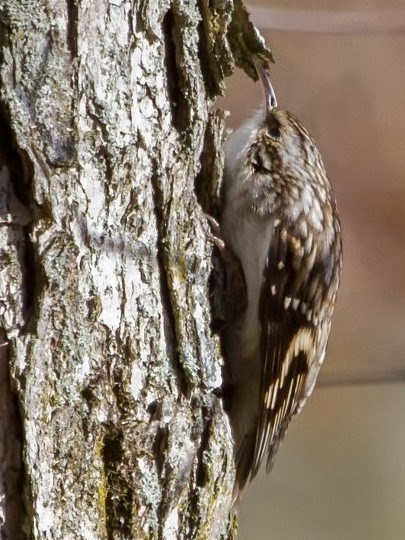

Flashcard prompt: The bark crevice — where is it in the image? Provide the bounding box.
[102,429,133,540]
[0,336,29,539]
[0,109,38,332]
[150,165,190,396]
[163,8,187,133]
[66,0,79,59]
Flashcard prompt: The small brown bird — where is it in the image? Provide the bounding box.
[220,65,342,499]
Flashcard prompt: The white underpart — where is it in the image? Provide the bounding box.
[221,112,273,438]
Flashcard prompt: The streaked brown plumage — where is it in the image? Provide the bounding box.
[220,66,342,499]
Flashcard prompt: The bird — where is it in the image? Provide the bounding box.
[219,64,343,500]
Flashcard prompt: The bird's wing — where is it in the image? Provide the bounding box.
[251,217,340,477]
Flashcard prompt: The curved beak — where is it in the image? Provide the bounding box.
[254,63,277,113]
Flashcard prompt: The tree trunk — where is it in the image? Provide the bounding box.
[0,1,271,538]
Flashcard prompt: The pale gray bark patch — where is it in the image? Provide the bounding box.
[0,1,271,538]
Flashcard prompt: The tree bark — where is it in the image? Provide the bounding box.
[0,1,271,538]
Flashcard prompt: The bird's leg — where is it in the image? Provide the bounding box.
[204,214,246,311]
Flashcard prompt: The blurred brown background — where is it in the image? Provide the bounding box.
[220,1,405,538]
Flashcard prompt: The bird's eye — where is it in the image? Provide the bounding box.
[269,126,281,139]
